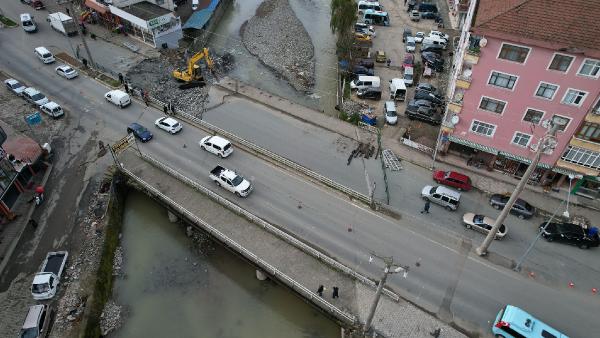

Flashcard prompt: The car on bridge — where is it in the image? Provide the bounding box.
[127,122,153,142]
[539,221,599,249]
[209,165,252,197]
[463,213,507,240]
[199,135,233,158]
[155,116,182,134]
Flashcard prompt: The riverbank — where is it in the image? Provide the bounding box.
[241,0,315,92]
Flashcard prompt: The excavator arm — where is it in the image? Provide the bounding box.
[172,48,213,82]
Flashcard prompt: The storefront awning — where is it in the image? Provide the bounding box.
[448,136,499,155]
[498,151,551,169]
[85,0,109,15]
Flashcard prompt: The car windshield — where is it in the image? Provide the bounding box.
[386,111,397,117]
[32,283,49,293]
[21,328,38,338]
[11,82,23,89]
[407,41,415,47]
[64,67,74,73]
[405,74,413,80]
[134,126,147,134]
[231,175,244,186]
[31,93,45,101]
[23,21,33,26]
[223,143,231,151]
[473,215,485,224]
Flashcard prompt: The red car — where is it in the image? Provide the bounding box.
[402,54,414,70]
[433,170,472,191]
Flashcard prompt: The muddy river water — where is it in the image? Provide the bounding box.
[209,0,338,116]
[113,191,339,338]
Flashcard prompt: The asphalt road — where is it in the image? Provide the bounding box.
[1,4,598,337]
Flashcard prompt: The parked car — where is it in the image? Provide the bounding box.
[199,135,233,158]
[127,122,153,142]
[421,44,445,55]
[539,222,599,249]
[40,101,64,118]
[375,50,386,63]
[414,89,444,105]
[429,30,450,42]
[405,36,416,53]
[410,10,420,21]
[405,100,441,125]
[463,213,507,240]
[357,87,382,100]
[421,12,440,20]
[421,51,444,72]
[20,304,52,338]
[22,87,49,106]
[433,170,472,191]
[55,65,78,79]
[4,78,26,96]
[384,101,397,125]
[155,116,182,134]
[489,194,535,219]
[355,22,376,37]
[354,32,372,43]
[414,31,425,43]
[421,185,461,211]
[356,58,374,69]
[402,27,412,43]
[104,90,131,108]
[415,82,438,94]
[403,67,414,87]
[402,54,414,69]
[352,65,374,77]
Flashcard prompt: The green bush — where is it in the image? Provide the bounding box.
[348,112,360,125]
[338,110,348,121]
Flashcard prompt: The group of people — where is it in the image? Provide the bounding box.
[317,285,340,299]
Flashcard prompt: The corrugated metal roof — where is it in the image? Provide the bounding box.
[183,0,220,30]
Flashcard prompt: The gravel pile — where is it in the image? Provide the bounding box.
[341,100,369,117]
[241,0,315,92]
[100,300,123,336]
[112,245,123,277]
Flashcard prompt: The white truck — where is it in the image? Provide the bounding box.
[47,12,78,36]
[31,251,68,300]
[209,165,253,197]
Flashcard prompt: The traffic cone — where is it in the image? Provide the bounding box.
[568,281,575,288]
[592,288,598,294]
[528,271,535,279]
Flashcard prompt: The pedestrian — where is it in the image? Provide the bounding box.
[404,0,407,5]
[143,96,149,107]
[332,286,339,299]
[124,83,130,94]
[421,200,430,214]
[170,101,175,114]
[163,105,168,114]
[28,219,38,229]
[66,8,70,15]
[317,285,324,297]
[118,73,124,84]
[387,58,391,67]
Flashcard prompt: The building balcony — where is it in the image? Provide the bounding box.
[556,159,599,177]
[584,111,600,124]
[569,137,600,152]
[464,48,480,64]
[456,77,471,89]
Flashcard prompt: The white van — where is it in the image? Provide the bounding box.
[104,90,131,108]
[403,67,414,87]
[34,47,55,64]
[20,305,52,338]
[350,75,380,91]
[384,101,397,125]
[21,13,37,33]
[357,1,383,13]
[421,185,461,211]
[422,36,447,50]
[389,78,406,101]
[40,101,64,118]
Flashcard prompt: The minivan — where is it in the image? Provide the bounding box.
[422,36,447,49]
[104,90,131,108]
[20,304,52,338]
[403,67,414,87]
[350,75,380,90]
[40,101,64,118]
[199,135,233,158]
[421,185,461,211]
[389,78,406,101]
[357,1,383,13]
[21,13,37,33]
[34,47,55,64]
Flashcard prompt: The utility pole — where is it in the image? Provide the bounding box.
[67,0,95,68]
[364,254,409,334]
[475,117,567,256]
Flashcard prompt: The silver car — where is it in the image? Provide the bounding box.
[405,36,416,53]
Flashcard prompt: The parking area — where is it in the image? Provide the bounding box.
[351,0,455,147]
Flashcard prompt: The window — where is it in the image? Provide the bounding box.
[578,59,600,78]
[576,122,600,142]
[535,82,558,99]
[498,44,529,63]
[512,132,532,147]
[593,99,600,115]
[489,72,517,89]
[552,115,570,132]
[562,89,587,106]
[479,97,505,114]
[541,330,558,338]
[523,109,544,124]
[561,146,600,169]
[548,54,574,72]
[470,120,496,136]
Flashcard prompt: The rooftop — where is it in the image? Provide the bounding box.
[473,0,600,57]
[118,1,171,21]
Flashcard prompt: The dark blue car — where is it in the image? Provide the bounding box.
[127,122,153,142]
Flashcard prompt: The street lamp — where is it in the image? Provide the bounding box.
[475,116,567,256]
[364,254,409,334]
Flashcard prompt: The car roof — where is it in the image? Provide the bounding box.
[23,305,45,329]
[42,101,60,109]
[161,117,178,125]
[433,185,461,198]
[446,171,469,181]
[5,78,19,84]
[129,122,144,129]
[58,65,72,70]
[208,135,231,147]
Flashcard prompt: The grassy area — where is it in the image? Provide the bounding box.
[83,174,127,338]
[0,16,18,27]
[97,74,121,88]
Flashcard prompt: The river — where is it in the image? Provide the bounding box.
[113,191,340,338]
[208,0,338,116]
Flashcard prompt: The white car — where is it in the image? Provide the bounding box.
[40,101,64,118]
[22,87,49,106]
[415,32,425,43]
[4,78,26,96]
[405,36,416,53]
[199,135,233,158]
[55,65,78,79]
[155,116,182,134]
[429,30,449,42]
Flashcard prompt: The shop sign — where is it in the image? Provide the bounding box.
[148,15,171,29]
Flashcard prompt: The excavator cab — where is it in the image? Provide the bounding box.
[172,47,214,83]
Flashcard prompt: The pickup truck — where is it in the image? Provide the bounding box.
[31,251,68,300]
[209,165,253,197]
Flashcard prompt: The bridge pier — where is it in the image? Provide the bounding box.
[255,269,268,281]
[167,210,179,223]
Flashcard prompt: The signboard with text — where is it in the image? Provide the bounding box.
[148,15,171,29]
[111,134,135,155]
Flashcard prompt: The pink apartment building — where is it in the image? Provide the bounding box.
[442,0,600,192]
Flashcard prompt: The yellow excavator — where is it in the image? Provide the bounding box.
[172,47,214,82]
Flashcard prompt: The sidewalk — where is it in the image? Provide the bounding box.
[216,77,600,224]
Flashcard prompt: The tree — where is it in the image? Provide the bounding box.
[330,0,356,59]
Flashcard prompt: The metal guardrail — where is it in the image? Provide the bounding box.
[120,165,358,325]
[137,152,400,303]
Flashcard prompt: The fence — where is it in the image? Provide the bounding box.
[401,137,434,155]
[119,164,358,326]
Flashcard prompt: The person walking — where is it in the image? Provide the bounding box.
[421,200,431,214]
[332,286,339,299]
[317,285,324,297]
[387,58,391,67]
[142,90,149,106]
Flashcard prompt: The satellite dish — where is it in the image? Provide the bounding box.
[479,38,488,48]
[450,115,460,125]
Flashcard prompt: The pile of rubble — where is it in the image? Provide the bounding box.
[341,100,370,117]
[112,245,124,277]
[241,0,315,92]
[100,300,124,336]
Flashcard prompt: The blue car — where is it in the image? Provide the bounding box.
[127,122,153,142]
